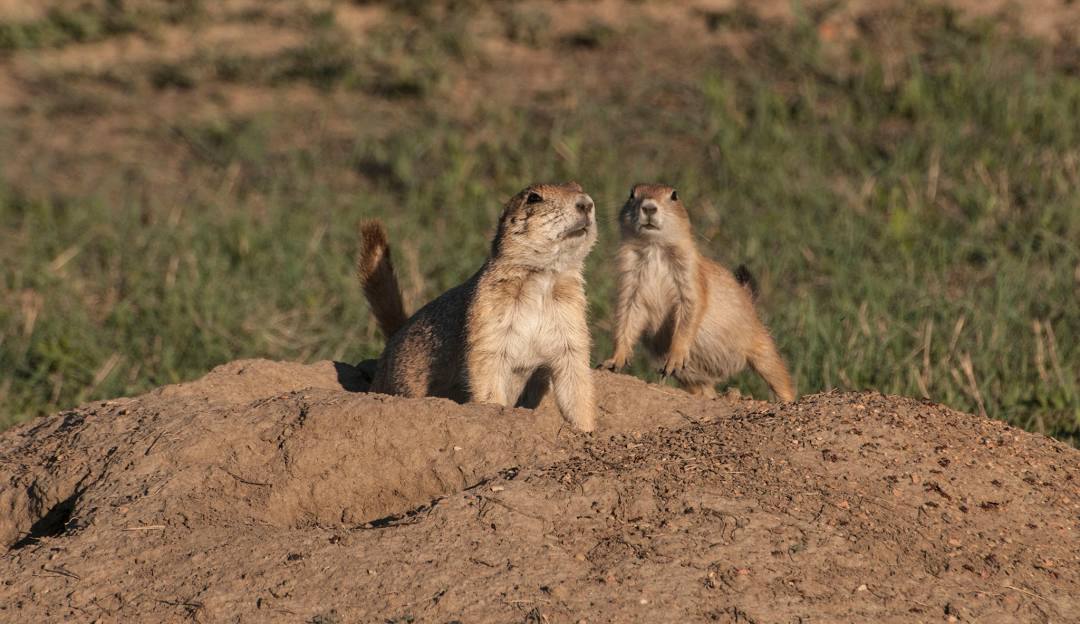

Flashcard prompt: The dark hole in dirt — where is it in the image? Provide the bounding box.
[9,490,80,550]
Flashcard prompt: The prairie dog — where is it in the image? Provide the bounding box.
[601,183,796,402]
[358,183,599,431]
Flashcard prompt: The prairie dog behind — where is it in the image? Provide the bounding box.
[601,183,796,402]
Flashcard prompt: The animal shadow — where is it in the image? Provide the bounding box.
[334,360,377,393]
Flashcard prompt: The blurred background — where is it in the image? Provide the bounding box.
[0,0,1077,443]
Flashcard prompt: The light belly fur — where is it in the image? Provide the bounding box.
[635,253,749,383]
[498,276,565,394]
[636,248,679,338]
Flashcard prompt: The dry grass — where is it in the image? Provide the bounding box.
[0,0,1077,442]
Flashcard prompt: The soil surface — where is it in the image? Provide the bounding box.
[1,359,1077,622]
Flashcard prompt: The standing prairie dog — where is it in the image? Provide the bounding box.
[358,183,599,431]
[601,183,796,402]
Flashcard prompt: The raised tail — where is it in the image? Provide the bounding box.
[358,220,408,339]
[733,264,758,302]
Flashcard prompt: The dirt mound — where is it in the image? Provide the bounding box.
[1,360,1077,622]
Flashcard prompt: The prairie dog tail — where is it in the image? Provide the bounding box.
[733,264,758,301]
[747,335,797,402]
[358,220,408,339]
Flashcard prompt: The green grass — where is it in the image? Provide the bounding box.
[0,1,202,51]
[1,3,1077,443]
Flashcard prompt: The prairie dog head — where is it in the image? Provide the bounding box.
[493,182,598,271]
[619,183,692,243]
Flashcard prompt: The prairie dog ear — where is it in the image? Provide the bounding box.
[670,189,678,201]
[629,186,636,199]
[565,181,583,192]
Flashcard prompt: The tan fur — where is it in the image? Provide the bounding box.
[601,183,796,402]
[359,183,599,431]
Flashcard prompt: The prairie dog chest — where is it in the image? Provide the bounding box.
[501,273,573,367]
[631,246,679,323]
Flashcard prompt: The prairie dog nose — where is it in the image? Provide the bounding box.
[641,202,658,216]
[576,194,594,215]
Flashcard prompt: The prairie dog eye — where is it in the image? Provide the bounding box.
[670,190,678,201]
[526,191,543,204]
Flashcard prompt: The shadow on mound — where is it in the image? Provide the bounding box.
[334,358,548,409]
[334,359,375,392]
[9,489,80,550]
